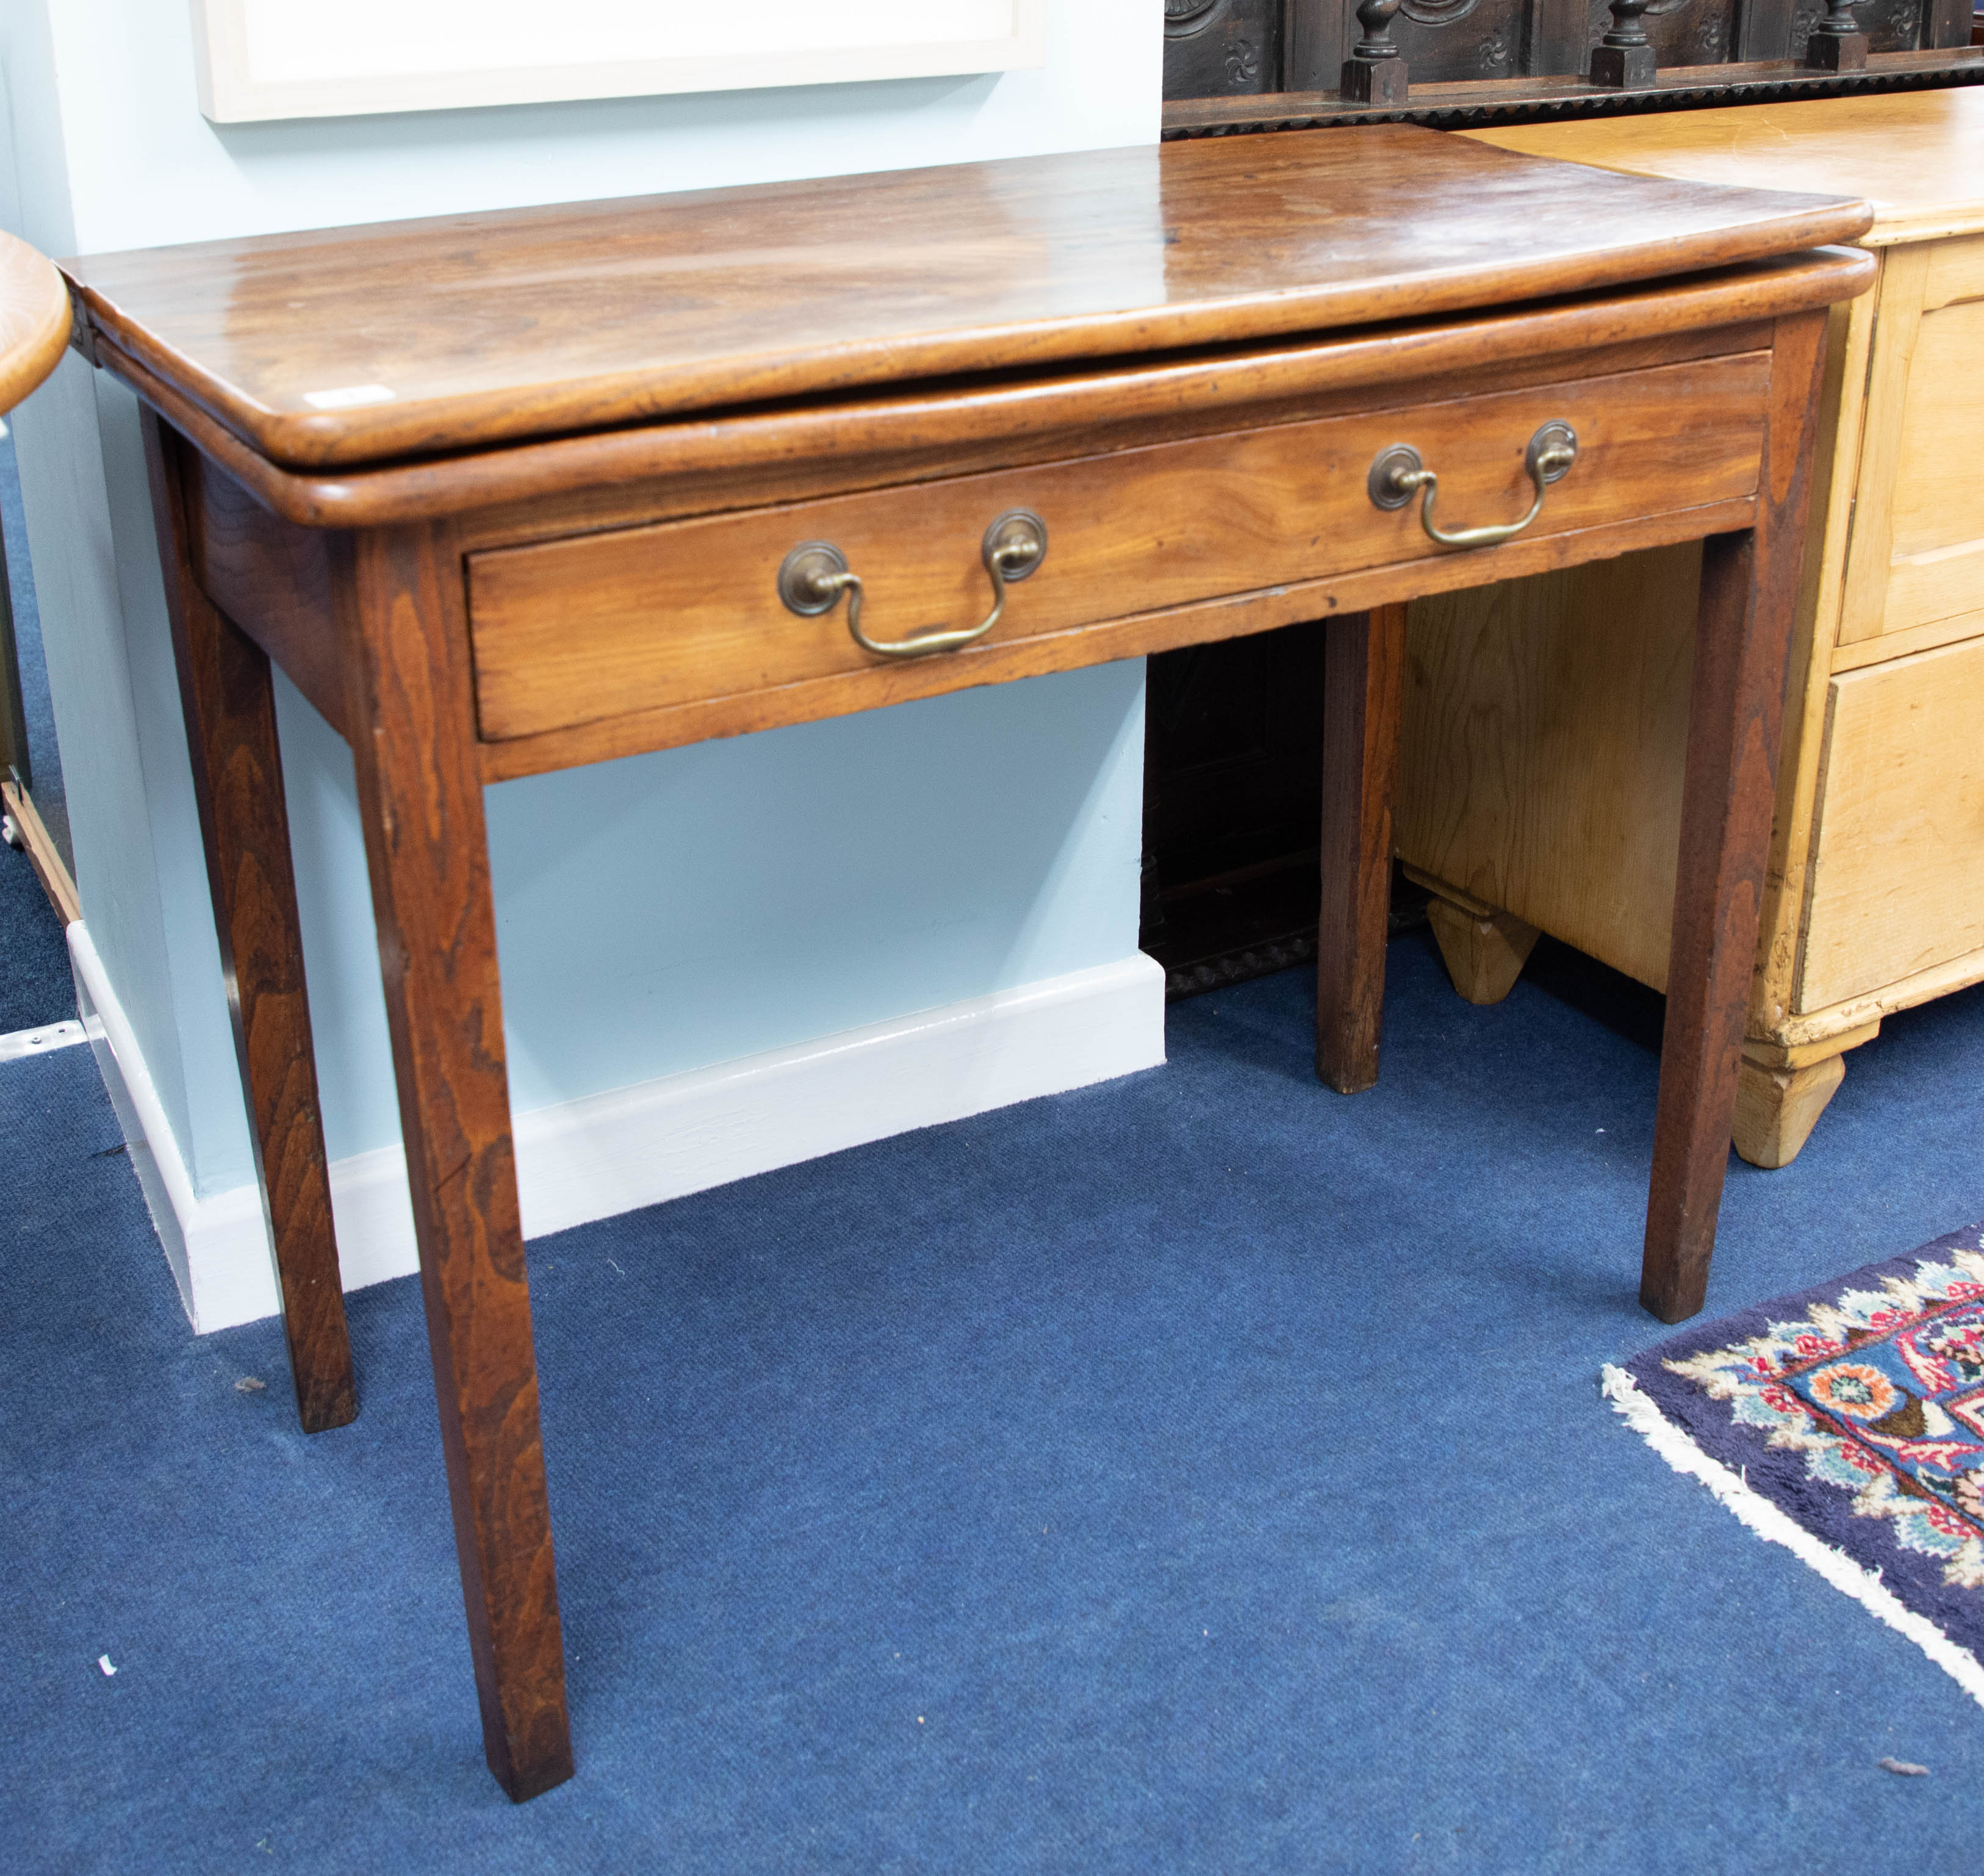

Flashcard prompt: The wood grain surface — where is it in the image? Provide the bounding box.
[1317,606,1408,1093]
[1641,309,1830,1323]
[1463,86,1984,246]
[479,497,1759,783]
[1841,237,1984,648]
[140,412,356,1433]
[63,127,1870,470]
[1797,635,1984,1010]
[1,778,80,928]
[1732,1052,1847,1170]
[467,352,1769,744]
[100,249,1869,530]
[342,520,573,1802]
[1398,542,1703,994]
[1422,895,1541,1007]
[0,228,68,414]
[192,448,351,739]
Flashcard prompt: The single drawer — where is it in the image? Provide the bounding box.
[1797,635,1984,1013]
[467,351,1768,744]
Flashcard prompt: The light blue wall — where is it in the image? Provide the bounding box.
[2,1,1160,1191]
[282,663,1147,1159]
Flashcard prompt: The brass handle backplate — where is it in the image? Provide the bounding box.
[1368,421,1578,550]
[778,510,1048,659]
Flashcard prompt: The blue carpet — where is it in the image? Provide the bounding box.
[4,936,1981,1872]
[0,834,73,1033]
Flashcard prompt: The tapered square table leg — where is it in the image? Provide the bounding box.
[1641,311,1828,1322]
[141,413,356,1433]
[342,521,573,1802]
[1316,604,1409,1093]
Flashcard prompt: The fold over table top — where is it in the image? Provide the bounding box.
[63,125,1872,474]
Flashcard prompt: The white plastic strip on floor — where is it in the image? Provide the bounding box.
[0,1019,87,1063]
[1601,1362,1984,1710]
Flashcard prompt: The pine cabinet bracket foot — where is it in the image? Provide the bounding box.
[1412,872,1540,1006]
[1732,1048,1847,1169]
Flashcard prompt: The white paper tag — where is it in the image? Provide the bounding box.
[301,384,396,410]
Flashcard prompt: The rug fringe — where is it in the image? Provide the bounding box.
[1600,1362,1984,1711]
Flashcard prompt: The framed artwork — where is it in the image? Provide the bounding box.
[190,0,1048,124]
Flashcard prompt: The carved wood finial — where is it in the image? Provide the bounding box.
[1340,0,1409,105]
[1590,0,1658,89]
[1805,0,1868,70]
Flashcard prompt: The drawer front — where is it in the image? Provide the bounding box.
[1869,290,1984,640]
[1797,636,1984,1013]
[467,352,1767,744]
[1845,235,1984,650]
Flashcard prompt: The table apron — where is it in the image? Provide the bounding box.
[473,494,1758,783]
[464,350,1769,770]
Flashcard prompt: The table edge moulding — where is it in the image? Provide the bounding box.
[58,127,1875,1802]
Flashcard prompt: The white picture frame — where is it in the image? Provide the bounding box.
[190,1,1048,125]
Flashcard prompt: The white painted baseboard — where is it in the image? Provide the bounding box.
[67,923,1165,1334]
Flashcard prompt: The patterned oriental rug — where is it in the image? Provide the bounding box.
[1605,1221,1984,1706]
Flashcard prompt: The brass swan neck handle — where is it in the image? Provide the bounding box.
[779,511,1048,659]
[1368,422,1578,550]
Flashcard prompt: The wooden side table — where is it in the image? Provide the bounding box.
[1403,92,1984,1170]
[61,128,1869,1799]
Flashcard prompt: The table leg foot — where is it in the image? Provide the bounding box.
[1639,532,1777,1324]
[1639,307,1829,1323]
[346,521,573,1799]
[141,413,354,1432]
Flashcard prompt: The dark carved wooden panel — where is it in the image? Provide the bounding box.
[1166,0,1982,128]
[1587,0,1928,69]
[1731,0,1795,60]
[1927,0,1973,46]
[1637,0,1741,66]
[1165,0,1284,98]
[1618,0,1922,65]
[1837,0,1922,54]
[1389,0,1537,84]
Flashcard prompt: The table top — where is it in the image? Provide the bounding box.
[63,125,1869,475]
[1465,88,1984,249]
[0,229,71,415]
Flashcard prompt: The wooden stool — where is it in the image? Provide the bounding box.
[0,229,76,918]
[0,229,68,413]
